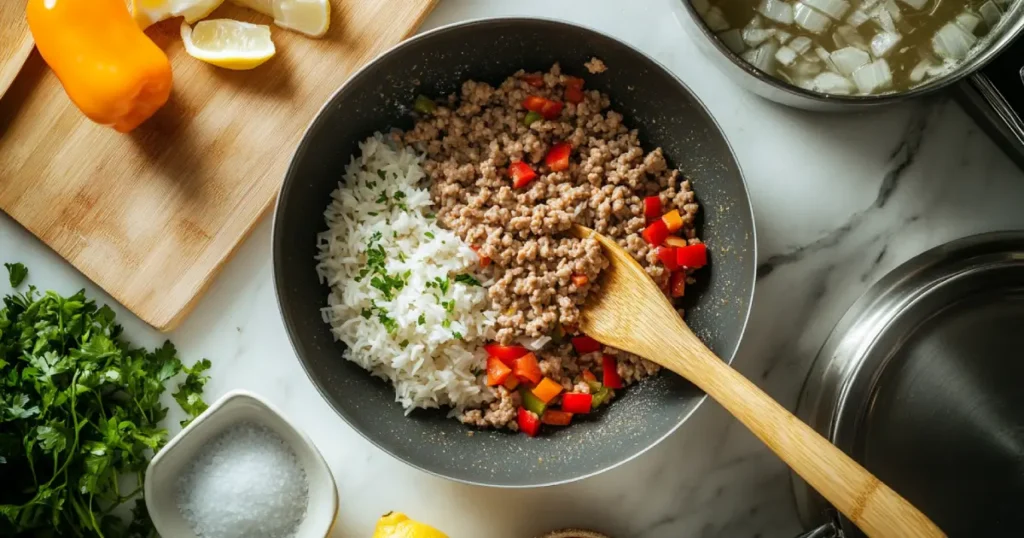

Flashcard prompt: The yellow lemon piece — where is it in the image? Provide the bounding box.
[132,0,225,27]
[230,0,330,38]
[180,20,276,70]
[372,512,449,538]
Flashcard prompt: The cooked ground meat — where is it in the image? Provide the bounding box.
[400,63,702,429]
[584,57,608,74]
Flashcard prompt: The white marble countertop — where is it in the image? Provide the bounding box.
[4,0,1024,536]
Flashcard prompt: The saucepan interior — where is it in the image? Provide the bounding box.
[272,17,757,487]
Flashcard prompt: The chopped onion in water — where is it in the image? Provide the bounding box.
[852,58,893,92]
[795,2,834,33]
[704,6,731,31]
[744,27,778,46]
[759,0,796,23]
[932,21,978,60]
[802,0,852,19]
[742,40,781,72]
[955,10,982,33]
[897,0,928,9]
[979,1,1002,28]
[871,31,903,56]
[789,35,814,54]
[813,72,856,93]
[776,45,800,65]
[718,29,747,53]
[846,9,871,26]
[830,46,871,75]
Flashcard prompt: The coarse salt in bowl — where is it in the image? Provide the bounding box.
[144,390,338,538]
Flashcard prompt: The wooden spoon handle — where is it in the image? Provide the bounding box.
[661,331,945,538]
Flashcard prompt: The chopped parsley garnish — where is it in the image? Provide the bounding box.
[424,231,435,239]
[426,212,436,219]
[368,212,378,217]
[394,191,406,200]
[376,193,388,204]
[455,274,481,286]
[418,313,426,325]
[452,331,463,340]
[434,276,450,295]
[442,299,455,313]
[441,319,451,329]
[377,170,386,179]
[400,340,409,349]
[360,308,373,319]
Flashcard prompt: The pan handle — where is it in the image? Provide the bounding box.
[795,522,841,538]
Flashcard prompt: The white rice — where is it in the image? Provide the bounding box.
[315,134,498,413]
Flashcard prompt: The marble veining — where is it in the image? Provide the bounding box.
[3,0,1024,537]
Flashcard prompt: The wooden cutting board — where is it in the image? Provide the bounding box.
[0,3,33,99]
[0,0,435,330]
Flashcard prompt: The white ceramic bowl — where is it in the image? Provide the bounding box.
[144,390,338,538]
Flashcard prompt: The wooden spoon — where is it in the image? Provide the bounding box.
[0,3,33,100]
[571,225,944,538]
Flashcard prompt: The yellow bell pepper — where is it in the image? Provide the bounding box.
[26,0,173,133]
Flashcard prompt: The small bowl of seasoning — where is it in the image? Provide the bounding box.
[145,390,338,538]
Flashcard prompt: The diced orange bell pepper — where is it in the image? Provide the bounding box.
[664,236,689,248]
[503,376,520,391]
[470,245,492,268]
[662,210,684,232]
[486,357,512,386]
[514,353,543,384]
[531,377,563,404]
[541,409,573,426]
[26,0,173,133]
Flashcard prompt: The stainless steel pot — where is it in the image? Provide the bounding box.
[792,232,1024,537]
[672,0,1024,110]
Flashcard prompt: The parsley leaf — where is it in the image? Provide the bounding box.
[4,262,27,287]
[424,232,435,239]
[455,274,481,286]
[417,313,426,325]
[0,265,211,536]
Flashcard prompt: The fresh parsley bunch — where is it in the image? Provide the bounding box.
[0,263,211,537]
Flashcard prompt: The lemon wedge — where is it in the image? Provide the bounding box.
[180,20,276,70]
[372,512,448,538]
[132,0,225,27]
[230,0,331,38]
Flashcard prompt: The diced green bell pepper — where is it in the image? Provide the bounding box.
[413,95,436,114]
[520,387,547,416]
[523,110,543,126]
[590,387,611,409]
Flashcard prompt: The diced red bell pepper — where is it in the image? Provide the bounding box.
[642,219,669,246]
[532,377,563,404]
[522,96,564,120]
[518,407,541,436]
[664,236,688,248]
[571,335,602,355]
[670,271,686,298]
[561,392,593,414]
[676,243,708,269]
[564,76,585,104]
[484,344,529,367]
[541,409,573,426]
[581,369,597,383]
[503,376,520,391]
[643,196,662,220]
[486,357,512,386]
[662,209,683,232]
[602,354,624,389]
[509,161,537,189]
[514,352,543,384]
[522,73,544,87]
[571,274,589,287]
[469,245,492,268]
[656,246,680,271]
[545,142,571,172]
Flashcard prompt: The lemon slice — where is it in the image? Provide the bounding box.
[230,0,331,38]
[132,0,225,27]
[180,20,276,70]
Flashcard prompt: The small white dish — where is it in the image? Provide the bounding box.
[145,390,338,538]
